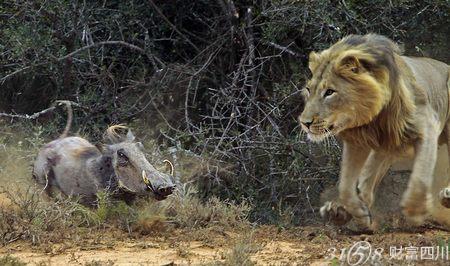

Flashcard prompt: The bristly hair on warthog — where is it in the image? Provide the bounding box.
[32,101,176,206]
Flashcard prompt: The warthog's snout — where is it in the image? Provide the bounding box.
[142,170,175,200]
[154,185,176,200]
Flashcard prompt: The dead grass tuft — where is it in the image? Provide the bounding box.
[165,186,251,229]
[0,186,98,245]
[205,234,260,266]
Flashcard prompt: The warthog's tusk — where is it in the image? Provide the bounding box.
[163,159,174,176]
[142,170,150,185]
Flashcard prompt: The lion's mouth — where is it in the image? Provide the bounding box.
[309,124,335,135]
[306,124,337,142]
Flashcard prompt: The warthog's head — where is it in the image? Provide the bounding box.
[103,125,175,200]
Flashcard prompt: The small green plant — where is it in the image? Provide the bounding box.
[436,236,450,250]
[330,257,340,266]
[0,255,27,266]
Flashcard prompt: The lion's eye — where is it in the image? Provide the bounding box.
[304,87,310,94]
[324,89,335,97]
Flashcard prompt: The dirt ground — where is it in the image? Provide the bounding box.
[1,225,450,265]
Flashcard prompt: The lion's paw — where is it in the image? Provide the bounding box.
[400,195,427,226]
[320,201,353,226]
[439,188,450,208]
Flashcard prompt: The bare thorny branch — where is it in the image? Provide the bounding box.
[1,41,151,84]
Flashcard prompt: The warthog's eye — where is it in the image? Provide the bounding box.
[324,89,336,98]
[117,150,129,165]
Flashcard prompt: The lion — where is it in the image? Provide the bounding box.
[299,34,450,230]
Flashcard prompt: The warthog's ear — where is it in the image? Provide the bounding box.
[308,51,320,73]
[126,129,135,142]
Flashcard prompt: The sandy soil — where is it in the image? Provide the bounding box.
[2,225,450,265]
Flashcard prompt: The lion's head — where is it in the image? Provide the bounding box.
[299,34,404,143]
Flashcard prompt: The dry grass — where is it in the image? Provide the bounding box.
[164,186,251,229]
[205,234,261,266]
[0,187,97,245]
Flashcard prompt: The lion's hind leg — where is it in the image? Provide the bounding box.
[438,122,450,208]
[400,117,440,225]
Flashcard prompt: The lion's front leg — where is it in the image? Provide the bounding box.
[401,123,439,225]
[320,142,370,227]
[357,151,392,209]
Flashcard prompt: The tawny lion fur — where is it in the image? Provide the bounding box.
[299,34,450,230]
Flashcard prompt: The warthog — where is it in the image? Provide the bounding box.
[32,102,175,205]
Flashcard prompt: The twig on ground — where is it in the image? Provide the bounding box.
[0,100,80,120]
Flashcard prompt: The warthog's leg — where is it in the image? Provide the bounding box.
[401,118,439,225]
[439,122,450,208]
[320,142,370,227]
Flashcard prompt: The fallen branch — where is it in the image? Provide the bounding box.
[0,100,80,120]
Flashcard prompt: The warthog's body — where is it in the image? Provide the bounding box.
[33,137,105,204]
[32,104,175,206]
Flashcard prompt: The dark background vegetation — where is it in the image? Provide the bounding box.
[1,0,449,226]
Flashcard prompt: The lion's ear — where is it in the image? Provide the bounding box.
[337,51,376,75]
[308,51,320,73]
[339,55,362,74]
